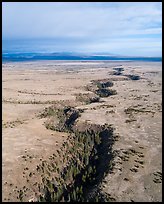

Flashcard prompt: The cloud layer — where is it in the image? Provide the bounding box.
[2,2,162,56]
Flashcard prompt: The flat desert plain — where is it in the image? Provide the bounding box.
[2,61,162,202]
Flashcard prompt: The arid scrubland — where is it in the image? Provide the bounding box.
[2,61,162,202]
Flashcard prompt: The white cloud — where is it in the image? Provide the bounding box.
[2,2,162,38]
[2,2,162,56]
[79,37,162,57]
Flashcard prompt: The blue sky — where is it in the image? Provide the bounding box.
[2,2,162,57]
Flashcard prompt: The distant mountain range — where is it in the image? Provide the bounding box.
[2,52,162,62]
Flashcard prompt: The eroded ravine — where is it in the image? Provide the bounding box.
[14,77,118,202]
[36,106,115,202]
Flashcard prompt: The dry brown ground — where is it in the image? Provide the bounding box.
[2,61,162,202]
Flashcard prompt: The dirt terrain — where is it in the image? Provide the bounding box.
[2,61,162,202]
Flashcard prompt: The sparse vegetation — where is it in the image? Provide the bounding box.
[2,119,24,128]
[95,88,117,97]
[92,79,114,89]
[113,71,122,75]
[125,74,140,80]
[124,106,155,116]
[112,67,124,75]
[75,93,100,104]
[113,67,124,72]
